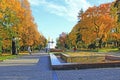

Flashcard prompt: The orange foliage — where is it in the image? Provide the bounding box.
[0,0,46,49]
[70,2,116,45]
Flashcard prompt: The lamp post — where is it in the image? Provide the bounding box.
[0,37,2,54]
[12,36,16,55]
[12,37,20,55]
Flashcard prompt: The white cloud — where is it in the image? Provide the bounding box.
[28,0,46,6]
[45,2,68,16]
[28,0,91,22]
[97,0,114,5]
[28,0,40,5]
[64,0,91,21]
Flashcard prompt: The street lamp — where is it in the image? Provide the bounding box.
[0,37,2,54]
[12,36,20,55]
[12,36,16,55]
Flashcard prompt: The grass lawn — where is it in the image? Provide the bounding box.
[66,52,105,57]
[0,52,30,61]
[97,48,119,52]
[52,48,120,63]
[0,54,18,61]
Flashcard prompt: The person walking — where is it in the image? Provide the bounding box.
[45,47,48,53]
[28,46,32,55]
[73,46,76,52]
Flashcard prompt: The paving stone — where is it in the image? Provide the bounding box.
[56,68,120,80]
[0,53,120,80]
[0,53,52,80]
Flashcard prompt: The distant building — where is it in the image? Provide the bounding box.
[47,38,55,49]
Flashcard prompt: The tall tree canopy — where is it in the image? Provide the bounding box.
[66,2,118,49]
[0,0,46,53]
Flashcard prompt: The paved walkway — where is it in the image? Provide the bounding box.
[0,53,120,80]
[0,53,52,80]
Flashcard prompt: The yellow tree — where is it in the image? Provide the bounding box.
[110,0,120,47]
[19,0,46,50]
[0,0,46,53]
[70,2,116,48]
[0,0,25,53]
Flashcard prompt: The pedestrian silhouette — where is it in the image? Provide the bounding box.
[28,46,31,55]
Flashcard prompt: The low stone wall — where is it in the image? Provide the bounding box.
[52,61,120,70]
[50,49,63,52]
[60,53,105,63]
[60,53,71,62]
[105,55,120,61]
[50,53,120,70]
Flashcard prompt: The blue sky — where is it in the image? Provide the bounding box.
[28,0,114,44]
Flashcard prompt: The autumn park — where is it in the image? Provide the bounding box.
[0,0,120,80]
[0,0,46,56]
[56,2,120,52]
